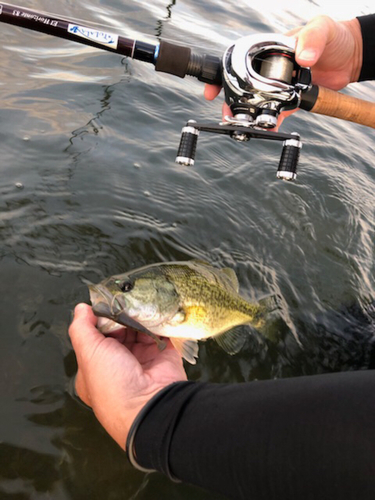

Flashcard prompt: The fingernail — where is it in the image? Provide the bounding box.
[297,48,318,62]
[74,303,88,315]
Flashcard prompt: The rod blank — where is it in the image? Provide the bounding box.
[0,2,154,61]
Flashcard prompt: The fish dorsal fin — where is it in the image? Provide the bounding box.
[190,258,211,266]
[190,260,239,292]
[220,268,239,292]
[214,326,250,355]
[170,338,199,365]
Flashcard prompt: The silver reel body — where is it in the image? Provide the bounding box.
[176,34,312,181]
[222,34,311,128]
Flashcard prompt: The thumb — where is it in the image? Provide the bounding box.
[69,303,103,356]
[72,302,97,323]
[294,15,334,67]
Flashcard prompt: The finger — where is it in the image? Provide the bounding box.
[275,109,298,131]
[105,326,134,344]
[222,102,232,119]
[285,27,302,37]
[204,83,221,100]
[69,303,104,356]
[294,15,334,66]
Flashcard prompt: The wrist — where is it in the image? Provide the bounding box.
[92,385,165,451]
[122,389,163,444]
[342,18,363,83]
[126,384,178,473]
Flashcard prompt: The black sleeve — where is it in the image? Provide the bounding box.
[132,370,375,500]
[357,14,375,81]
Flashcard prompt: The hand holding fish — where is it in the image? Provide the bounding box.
[68,303,187,449]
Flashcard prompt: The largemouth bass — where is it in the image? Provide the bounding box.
[88,260,278,364]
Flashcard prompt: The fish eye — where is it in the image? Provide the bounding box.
[118,281,133,293]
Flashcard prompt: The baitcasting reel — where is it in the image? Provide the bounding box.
[176,34,311,180]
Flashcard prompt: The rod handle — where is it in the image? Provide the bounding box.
[300,85,375,129]
[155,40,222,84]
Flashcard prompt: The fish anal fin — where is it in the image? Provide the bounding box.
[214,326,250,355]
[170,338,199,365]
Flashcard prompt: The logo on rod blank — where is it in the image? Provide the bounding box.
[68,24,118,50]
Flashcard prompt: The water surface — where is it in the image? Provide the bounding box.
[1,0,375,498]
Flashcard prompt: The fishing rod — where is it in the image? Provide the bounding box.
[0,3,374,180]
[0,4,222,86]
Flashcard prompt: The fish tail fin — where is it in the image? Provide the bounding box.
[256,294,298,343]
[258,294,282,314]
[170,338,199,365]
[253,293,283,329]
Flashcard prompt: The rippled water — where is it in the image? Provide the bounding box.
[1,1,375,498]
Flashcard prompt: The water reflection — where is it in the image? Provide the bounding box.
[0,442,62,497]
[155,0,176,38]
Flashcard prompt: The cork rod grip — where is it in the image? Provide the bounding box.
[306,86,375,129]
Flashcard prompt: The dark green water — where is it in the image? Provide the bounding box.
[1,1,375,498]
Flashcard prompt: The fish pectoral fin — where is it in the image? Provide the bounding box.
[255,294,284,333]
[214,326,250,355]
[170,338,199,365]
[169,308,186,326]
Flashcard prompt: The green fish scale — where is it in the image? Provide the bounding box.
[160,264,262,330]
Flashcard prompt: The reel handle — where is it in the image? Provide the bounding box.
[300,85,375,129]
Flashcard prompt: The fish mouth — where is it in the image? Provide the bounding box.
[88,284,125,315]
[88,284,114,307]
[88,284,156,337]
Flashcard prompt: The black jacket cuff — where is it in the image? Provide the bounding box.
[357,14,375,81]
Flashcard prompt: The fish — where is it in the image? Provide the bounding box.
[88,260,279,364]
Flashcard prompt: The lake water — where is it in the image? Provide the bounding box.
[1,1,375,498]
